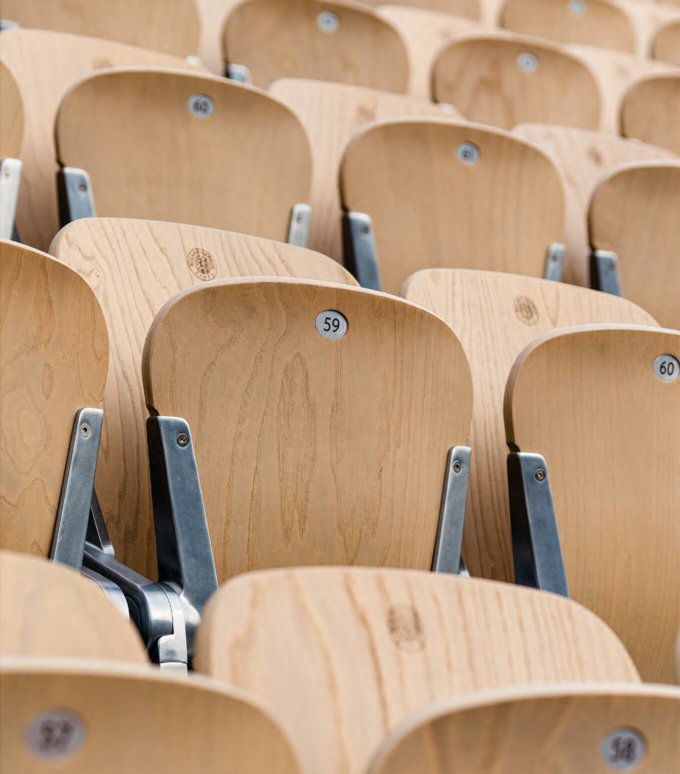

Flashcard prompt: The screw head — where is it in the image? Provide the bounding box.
[78,183,87,193]
[361,225,370,236]
[452,460,462,474]
[177,433,189,448]
[296,214,303,223]
[535,468,546,482]
[608,263,616,272]
[79,423,91,438]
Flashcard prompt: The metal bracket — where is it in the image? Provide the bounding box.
[57,167,95,227]
[147,416,218,660]
[225,63,252,85]
[0,158,22,241]
[432,446,471,575]
[0,20,20,31]
[543,243,565,282]
[590,249,622,296]
[286,203,311,248]
[507,452,568,596]
[81,566,130,619]
[342,212,382,291]
[50,408,103,570]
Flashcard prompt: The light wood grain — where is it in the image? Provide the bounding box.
[194,0,243,72]
[500,0,637,52]
[433,32,600,131]
[401,270,657,583]
[56,68,311,241]
[514,124,676,286]
[270,79,455,263]
[620,73,680,154]
[651,18,680,65]
[0,240,108,558]
[589,161,680,328]
[341,118,565,295]
[362,0,482,19]
[51,218,357,577]
[0,551,146,662]
[0,656,301,774]
[194,566,639,774]
[223,0,409,92]
[0,29,206,252]
[0,62,23,161]
[377,7,486,99]
[505,325,680,682]
[368,683,680,774]
[620,0,680,53]
[143,279,472,581]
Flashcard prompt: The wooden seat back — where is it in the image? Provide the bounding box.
[651,18,680,66]
[505,325,680,681]
[401,270,657,584]
[0,551,146,662]
[0,656,301,773]
[56,68,312,241]
[514,124,676,286]
[433,33,601,130]
[589,160,680,328]
[340,118,565,295]
[362,0,482,21]
[620,73,680,154]
[0,29,206,251]
[143,279,472,581]
[194,566,639,774]
[0,62,23,161]
[0,240,108,558]
[368,684,680,774]
[223,0,409,92]
[52,219,357,577]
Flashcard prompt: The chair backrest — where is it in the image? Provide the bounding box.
[194,566,639,774]
[500,0,636,53]
[0,551,146,662]
[401,270,657,584]
[0,62,23,161]
[1,0,200,58]
[223,0,409,93]
[432,33,601,130]
[620,73,680,154]
[0,28,206,252]
[362,0,482,21]
[589,160,680,328]
[143,279,472,582]
[269,79,456,262]
[514,124,676,286]
[0,656,301,773]
[505,325,680,682]
[55,68,312,241]
[367,684,680,774]
[52,218,358,577]
[651,18,680,66]
[0,240,108,558]
[340,118,565,295]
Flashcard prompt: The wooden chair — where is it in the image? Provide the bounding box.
[194,566,639,774]
[514,124,676,286]
[0,240,108,566]
[505,325,680,682]
[0,551,146,662]
[0,62,23,240]
[401,269,656,584]
[500,0,637,53]
[269,79,456,263]
[51,219,357,579]
[340,118,566,294]
[362,0,483,21]
[142,279,473,583]
[588,160,680,328]
[222,0,409,93]
[651,18,680,65]
[1,0,200,58]
[367,684,680,774]
[0,28,205,251]
[55,68,312,243]
[620,73,680,154]
[432,32,601,130]
[0,656,301,773]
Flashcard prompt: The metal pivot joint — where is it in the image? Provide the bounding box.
[0,157,22,241]
[543,243,565,282]
[57,167,95,227]
[590,249,622,296]
[225,63,252,84]
[287,203,312,248]
[507,452,569,597]
[342,212,382,291]
[432,446,472,575]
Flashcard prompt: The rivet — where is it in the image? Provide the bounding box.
[535,468,546,482]
[79,423,91,438]
[296,214,303,223]
[608,263,616,272]
[453,460,462,474]
[78,183,87,193]
[361,225,370,236]
[177,433,189,447]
